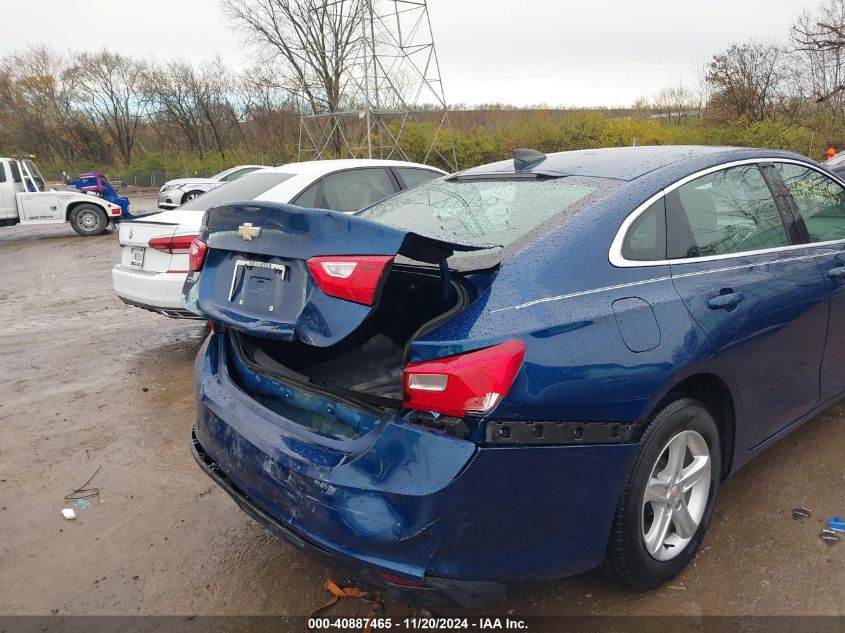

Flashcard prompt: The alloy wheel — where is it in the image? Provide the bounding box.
[641,429,711,561]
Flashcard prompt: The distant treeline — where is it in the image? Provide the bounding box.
[4,0,845,176]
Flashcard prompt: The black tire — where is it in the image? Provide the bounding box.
[181,190,204,204]
[603,397,721,590]
[69,204,109,236]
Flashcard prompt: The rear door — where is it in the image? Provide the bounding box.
[668,162,829,447]
[320,168,398,212]
[771,161,845,401]
[289,168,400,212]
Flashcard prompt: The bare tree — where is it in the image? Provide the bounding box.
[67,50,148,166]
[145,60,207,157]
[223,0,364,113]
[792,0,845,115]
[236,64,300,159]
[652,82,698,122]
[0,46,72,160]
[188,58,242,160]
[705,41,785,122]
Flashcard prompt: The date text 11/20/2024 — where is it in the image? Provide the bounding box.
[307,617,529,630]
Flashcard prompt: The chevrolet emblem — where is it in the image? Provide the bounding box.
[237,223,261,241]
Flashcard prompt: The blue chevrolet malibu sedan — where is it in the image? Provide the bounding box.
[183,146,845,605]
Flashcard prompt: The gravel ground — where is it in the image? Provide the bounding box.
[0,199,843,628]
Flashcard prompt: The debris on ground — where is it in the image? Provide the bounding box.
[792,507,813,520]
[70,498,91,510]
[820,529,841,546]
[827,517,845,532]
[307,580,384,633]
[61,509,76,520]
[64,465,102,504]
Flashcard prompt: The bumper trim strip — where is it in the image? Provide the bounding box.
[485,420,644,445]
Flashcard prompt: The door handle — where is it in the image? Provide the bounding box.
[827,266,845,280]
[707,292,744,311]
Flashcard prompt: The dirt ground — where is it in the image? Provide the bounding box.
[1,198,844,623]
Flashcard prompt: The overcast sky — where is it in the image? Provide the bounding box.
[1,0,821,107]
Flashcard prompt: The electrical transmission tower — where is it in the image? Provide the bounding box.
[298,0,458,172]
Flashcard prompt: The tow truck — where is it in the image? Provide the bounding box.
[0,155,127,236]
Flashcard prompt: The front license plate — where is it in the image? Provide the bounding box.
[130,247,145,268]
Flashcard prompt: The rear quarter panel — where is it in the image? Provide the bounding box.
[414,178,739,426]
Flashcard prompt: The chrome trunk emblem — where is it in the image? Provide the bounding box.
[237,223,261,241]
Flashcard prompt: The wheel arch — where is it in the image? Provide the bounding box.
[646,370,737,480]
[65,199,108,221]
[181,189,206,204]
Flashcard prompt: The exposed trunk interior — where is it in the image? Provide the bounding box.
[230,266,463,412]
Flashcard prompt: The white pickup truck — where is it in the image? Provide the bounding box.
[0,156,124,235]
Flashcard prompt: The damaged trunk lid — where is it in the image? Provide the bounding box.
[183,202,488,346]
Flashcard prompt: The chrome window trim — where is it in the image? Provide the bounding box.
[609,157,845,268]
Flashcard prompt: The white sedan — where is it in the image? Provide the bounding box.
[157,164,264,209]
[113,159,447,318]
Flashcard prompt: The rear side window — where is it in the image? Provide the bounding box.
[291,182,320,208]
[395,168,441,189]
[774,163,845,243]
[622,198,666,261]
[322,168,396,212]
[9,161,21,183]
[666,164,787,259]
[180,172,294,210]
[0,163,6,183]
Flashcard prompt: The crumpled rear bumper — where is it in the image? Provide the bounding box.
[193,331,639,604]
[190,426,505,607]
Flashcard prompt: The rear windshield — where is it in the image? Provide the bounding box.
[24,159,46,191]
[180,172,294,210]
[357,176,618,259]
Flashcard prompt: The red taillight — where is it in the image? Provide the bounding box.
[188,238,208,272]
[403,340,526,417]
[208,320,216,333]
[148,234,198,254]
[306,255,394,305]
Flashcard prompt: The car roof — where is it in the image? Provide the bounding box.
[458,145,812,181]
[140,159,448,226]
[255,159,448,177]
